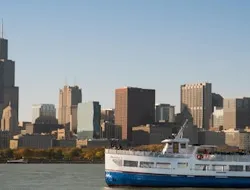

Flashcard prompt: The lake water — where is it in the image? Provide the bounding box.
[0,164,237,190]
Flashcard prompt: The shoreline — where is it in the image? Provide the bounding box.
[0,160,104,164]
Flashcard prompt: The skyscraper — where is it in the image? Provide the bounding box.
[58,85,82,133]
[0,22,19,123]
[115,87,155,141]
[181,82,212,129]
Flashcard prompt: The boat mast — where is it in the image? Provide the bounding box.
[175,119,188,139]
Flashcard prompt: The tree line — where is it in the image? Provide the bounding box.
[0,147,105,161]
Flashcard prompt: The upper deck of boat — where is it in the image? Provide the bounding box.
[105,148,250,162]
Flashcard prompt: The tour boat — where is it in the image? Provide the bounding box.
[105,120,250,188]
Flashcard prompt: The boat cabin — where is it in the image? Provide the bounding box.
[161,138,190,155]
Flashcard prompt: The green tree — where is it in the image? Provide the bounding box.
[95,150,104,160]
[69,148,81,159]
[23,148,33,158]
[54,149,63,160]
[4,149,14,159]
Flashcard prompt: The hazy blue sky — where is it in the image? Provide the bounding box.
[1,0,250,121]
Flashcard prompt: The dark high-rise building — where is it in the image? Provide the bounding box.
[0,62,3,105]
[0,24,19,123]
[115,87,155,141]
[223,97,250,130]
[212,93,223,110]
[0,37,8,60]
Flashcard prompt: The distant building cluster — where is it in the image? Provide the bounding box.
[1,28,250,151]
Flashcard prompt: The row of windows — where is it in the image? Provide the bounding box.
[123,160,187,169]
[122,161,250,172]
[195,164,250,172]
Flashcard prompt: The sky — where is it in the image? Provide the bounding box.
[1,0,250,121]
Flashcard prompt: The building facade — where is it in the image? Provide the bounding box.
[224,129,250,150]
[1,102,18,136]
[155,104,175,122]
[101,109,115,123]
[32,104,56,123]
[0,131,11,148]
[181,82,212,129]
[115,87,155,141]
[101,121,121,139]
[58,85,82,133]
[77,101,101,139]
[10,134,54,149]
[0,33,19,123]
[212,106,224,128]
[223,98,250,130]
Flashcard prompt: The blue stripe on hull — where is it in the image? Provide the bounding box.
[105,171,250,188]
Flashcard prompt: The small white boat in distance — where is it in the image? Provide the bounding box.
[105,119,250,188]
[7,158,27,164]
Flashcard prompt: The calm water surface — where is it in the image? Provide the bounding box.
[0,164,240,190]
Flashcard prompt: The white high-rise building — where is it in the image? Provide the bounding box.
[32,104,56,123]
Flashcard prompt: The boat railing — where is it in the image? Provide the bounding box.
[197,154,250,162]
[105,149,191,158]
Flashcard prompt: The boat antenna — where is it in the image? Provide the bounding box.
[175,119,188,139]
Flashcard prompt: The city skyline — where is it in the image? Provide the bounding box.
[1,1,250,121]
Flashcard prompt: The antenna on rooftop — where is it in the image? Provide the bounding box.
[64,76,68,86]
[1,18,3,38]
[74,76,76,86]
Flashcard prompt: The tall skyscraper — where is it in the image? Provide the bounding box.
[32,104,56,123]
[115,87,155,141]
[181,82,212,129]
[58,85,82,133]
[77,101,101,139]
[0,22,19,123]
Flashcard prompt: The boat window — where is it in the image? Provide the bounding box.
[212,165,225,172]
[140,161,154,168]
[168,143,172,146]
[180,143,186,149]
[178,162,188,168]
[195,164,209,171]
[173,142,179,153]
[246,166,250,171]
[124,160,138,167]
[112,159,122,166]
[156,162,171,169]
[229,165,243,172]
